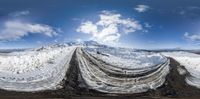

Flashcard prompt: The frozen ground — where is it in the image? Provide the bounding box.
[0,45,76,91]
[162,51,200,88]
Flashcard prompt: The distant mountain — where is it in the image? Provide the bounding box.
[0,49,27,53]
[82,40,100,46]
[65,40,107,47]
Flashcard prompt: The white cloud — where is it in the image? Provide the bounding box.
[179,10,186,15]
[9,10,30,17]
[188,6,200,10]
[134,5,150,12]
[77,21,98,34]
[0,20,58,41]
[144,23,152,28]
[36,41,42,44]
[184,32,200,41]
[76,38,82,42]
[76,11,142,44]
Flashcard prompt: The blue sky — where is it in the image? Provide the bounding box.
[0,0,200,49]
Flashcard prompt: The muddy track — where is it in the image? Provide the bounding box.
[0,50,200,98]
[149,58,200,98]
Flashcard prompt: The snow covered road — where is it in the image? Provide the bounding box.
[77,47,170,94]
[0,46,76,91]
[162,51,200,89]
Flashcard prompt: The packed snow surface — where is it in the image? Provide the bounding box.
[0,46,76,91]
[162,51,200,88]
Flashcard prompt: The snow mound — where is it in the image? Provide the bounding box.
[162,51,200,88]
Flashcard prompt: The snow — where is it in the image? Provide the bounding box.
[0,45,76,91]
[0,40,171,93]
[84,46,168,69]
[78,47,169,93]
[162,51,200,88]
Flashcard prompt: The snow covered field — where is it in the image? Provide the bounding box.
[77,46,169,93]
[85,47,167,69]
[3,41,198,93]
[0,45,76,91]
[162,51,200,88]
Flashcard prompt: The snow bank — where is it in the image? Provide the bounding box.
[162,51,200,88]
[0,46,76,91]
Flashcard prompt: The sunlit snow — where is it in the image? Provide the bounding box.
[162,51,200,88]
[0,45,76,91]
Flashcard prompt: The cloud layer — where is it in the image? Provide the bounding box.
[0,20,58,41]
[184,32,200,41]
[76,11,142,43]
[134,5,150,12]
[9,10,30,17]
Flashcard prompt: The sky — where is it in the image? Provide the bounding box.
[0,0,200,49]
